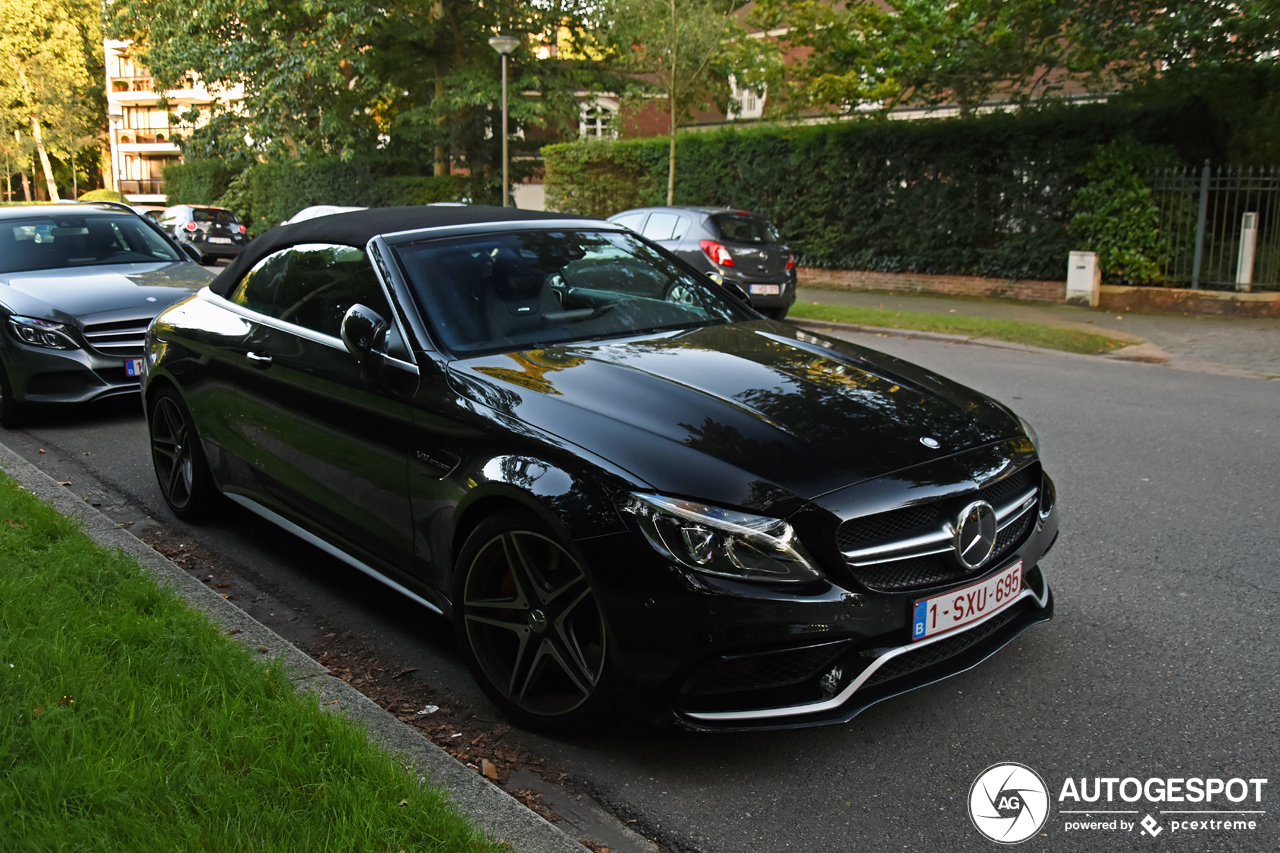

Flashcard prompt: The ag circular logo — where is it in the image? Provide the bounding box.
[969,763,1050,844]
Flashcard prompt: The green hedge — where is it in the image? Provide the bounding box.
[163,160,240,206]
[77,189,126,203]
[544,101,1216,281]
[165,158,468,236]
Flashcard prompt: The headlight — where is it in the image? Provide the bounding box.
[620,493,821,583]
[1018,415,1040,453]
[7,316,79,350]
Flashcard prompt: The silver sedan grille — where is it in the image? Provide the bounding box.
[82,319,151,358]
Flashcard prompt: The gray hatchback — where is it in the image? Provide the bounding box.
[608,206,797,319]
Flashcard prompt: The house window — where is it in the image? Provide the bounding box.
[579,99,618,140]
[729,76,765,120]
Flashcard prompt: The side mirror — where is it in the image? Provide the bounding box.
[179,243,202,264]
[340,303,388,379]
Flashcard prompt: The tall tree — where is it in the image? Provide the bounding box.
[109,0,613,201]
[0,0,94,200]
[604,0,743,203]
[746,0,1280,118]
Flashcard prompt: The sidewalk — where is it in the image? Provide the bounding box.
[797,285,1280,379]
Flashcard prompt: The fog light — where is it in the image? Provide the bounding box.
[819,665,844,699]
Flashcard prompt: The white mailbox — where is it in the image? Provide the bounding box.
[1067,251,1100,308]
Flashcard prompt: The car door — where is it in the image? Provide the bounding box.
[224,243,419,575]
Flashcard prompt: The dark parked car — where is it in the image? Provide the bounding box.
[143,205,1056,732]
[0,205,214,428]
[156,204,248,265]
[608,206,798,319]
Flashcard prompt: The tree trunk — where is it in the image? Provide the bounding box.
[31,116,58,201]
[21,170,30,202]
[666,0,677,206]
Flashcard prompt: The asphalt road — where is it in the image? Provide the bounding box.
[3,331,1277,853]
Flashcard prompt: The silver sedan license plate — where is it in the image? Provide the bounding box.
[911,559,1023,641]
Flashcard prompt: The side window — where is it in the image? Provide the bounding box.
[611,212,646,233]
[641,212,688,242]
[229,244,400,349]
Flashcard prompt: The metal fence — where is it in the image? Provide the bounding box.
[1149,163,1280,291]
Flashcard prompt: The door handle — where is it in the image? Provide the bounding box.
[246,351,273,369]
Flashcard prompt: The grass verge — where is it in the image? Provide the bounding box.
[0,477,499,852]
[789,301,1132,355]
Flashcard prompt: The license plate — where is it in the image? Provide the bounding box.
[750,284,780,296]
[911,560,1023,641]
[125,358,144,377]
[208,237,232,244]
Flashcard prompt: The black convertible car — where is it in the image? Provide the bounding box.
[143,206,1057,732]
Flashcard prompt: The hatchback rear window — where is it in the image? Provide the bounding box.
[192,208,238,223]
[710,213,778,244]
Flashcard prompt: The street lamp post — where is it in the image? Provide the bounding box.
[488,34,520,208]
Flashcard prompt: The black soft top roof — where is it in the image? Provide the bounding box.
[209,204,591,298]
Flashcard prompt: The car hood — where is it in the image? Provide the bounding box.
[0,262,213,324]
[448,322,1023,508]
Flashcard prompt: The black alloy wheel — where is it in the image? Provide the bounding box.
[149,388,218,520]
[455,510,612,731]
[0,357,24,430]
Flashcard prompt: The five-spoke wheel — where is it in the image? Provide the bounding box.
[455,511,611,731]
[149,388,218,519]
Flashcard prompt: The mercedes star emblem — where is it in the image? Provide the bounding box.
[954,500,997,569]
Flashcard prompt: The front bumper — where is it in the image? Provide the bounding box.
[580,490,1058,732]
[3,341,142,405]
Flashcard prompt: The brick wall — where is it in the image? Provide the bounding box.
[798,268,1066,303]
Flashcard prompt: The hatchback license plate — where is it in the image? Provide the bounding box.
[125,358,144,377]
[911,560,1023,641]
[208,237,233,244]
[749,284,780,295]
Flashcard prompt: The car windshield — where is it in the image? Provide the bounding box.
[710,213,779,244]
[0,214,183,274]
[394,229,755,356]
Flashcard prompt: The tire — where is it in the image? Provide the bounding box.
[454,510,613,732]
[0,357,25,430]
[149,387,219,520]
[761,306,789,321]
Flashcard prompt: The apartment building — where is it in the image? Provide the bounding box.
[104,40,243,203]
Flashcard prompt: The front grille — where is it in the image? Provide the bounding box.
[862,603,1025,688]
[687,643,847,696]
[852,554,969,591]
[978,466,1037,506]
[838,464,1039,593]
[838,503,941,552]
[82,319,150,358]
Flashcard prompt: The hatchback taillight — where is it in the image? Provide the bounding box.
[238,224,247,234]
[699,240,735,267]
[785,251,796,270]
[184,221,198,232]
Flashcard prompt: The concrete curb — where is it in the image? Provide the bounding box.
[0,440,589,853]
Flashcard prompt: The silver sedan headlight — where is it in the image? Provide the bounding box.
[620,493,821,583]
[7,316,79,350]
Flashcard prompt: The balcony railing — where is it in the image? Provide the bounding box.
[111,76,154,93]
[114,128,180,146]
[118,180,165,195]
